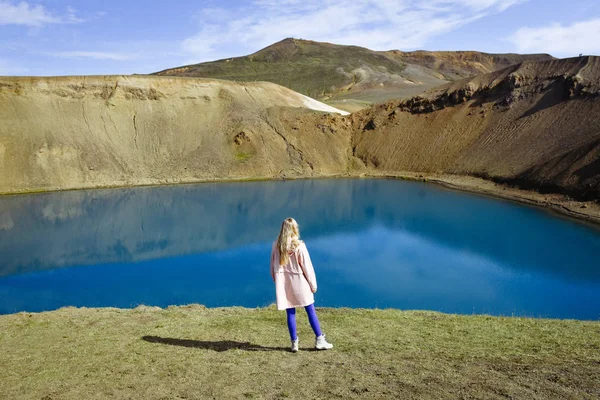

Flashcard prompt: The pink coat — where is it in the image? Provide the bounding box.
[270,240,317,310]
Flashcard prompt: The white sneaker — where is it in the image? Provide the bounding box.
[315,334,333,350]
[291,338,299,353]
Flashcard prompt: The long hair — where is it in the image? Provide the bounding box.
[277,218,301,266]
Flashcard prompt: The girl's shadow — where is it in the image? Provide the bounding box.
[142,335,306,352]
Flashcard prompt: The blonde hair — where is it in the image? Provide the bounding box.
[277,218,301,266]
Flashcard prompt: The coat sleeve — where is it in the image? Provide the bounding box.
[270,243,276,282]
[298,242,317,292]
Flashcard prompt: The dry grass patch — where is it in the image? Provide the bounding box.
[1,306,599,399]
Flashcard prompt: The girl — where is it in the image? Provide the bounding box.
[270,218,333,352]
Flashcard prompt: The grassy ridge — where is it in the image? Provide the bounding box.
[166,60,354,99]
[155,38,408,99]
[1,305,599,399]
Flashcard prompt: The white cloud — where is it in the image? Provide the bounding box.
[457,0,525,12]
[181,0,526,63]
[510,18,600,56]
[0,1,82,26]
[43,51,135,61]
[66,6,85,24]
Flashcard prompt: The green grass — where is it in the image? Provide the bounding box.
[235,151,254,162]
[1,306,598,399]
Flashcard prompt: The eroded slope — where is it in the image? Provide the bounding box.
[386,50,553,80]
[0,75,352,194]
[352,56,600,200]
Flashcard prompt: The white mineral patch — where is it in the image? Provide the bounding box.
[299,94,350,115]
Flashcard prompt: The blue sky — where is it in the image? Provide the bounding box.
[1,0,599,76]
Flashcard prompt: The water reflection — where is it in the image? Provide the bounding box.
[0,179,599,318]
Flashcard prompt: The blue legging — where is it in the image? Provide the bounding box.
[286,303,322,341]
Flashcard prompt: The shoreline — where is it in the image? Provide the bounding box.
[376,171,600,228]
[3,303,599,321]
[2,172,599,228]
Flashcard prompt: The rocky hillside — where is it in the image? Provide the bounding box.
[385,50,553,80]
[0,75,353,194]
[351,56,600,200]
[155,38,553,109]
[1,56,599,202]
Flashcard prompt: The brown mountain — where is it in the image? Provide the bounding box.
[154,38,554,110]
[351,56,600,201]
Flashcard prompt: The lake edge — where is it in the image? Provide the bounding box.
[1,172,599,228]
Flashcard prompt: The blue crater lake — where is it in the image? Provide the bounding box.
[0,178,599,320]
